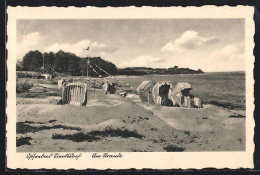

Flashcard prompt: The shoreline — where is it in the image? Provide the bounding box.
[16,71,245,79]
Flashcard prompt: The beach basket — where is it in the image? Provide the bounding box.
[137,80,153,103]
[62,83,88,106]
[152,81,173,106]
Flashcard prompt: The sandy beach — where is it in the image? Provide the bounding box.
[16,84,245,152]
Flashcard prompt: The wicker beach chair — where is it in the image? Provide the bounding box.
[62,82,88,106]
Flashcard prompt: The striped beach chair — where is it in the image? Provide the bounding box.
[62,83,88,106]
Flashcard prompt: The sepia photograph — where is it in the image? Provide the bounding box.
[6,6,254,169]
[15,18,247,152]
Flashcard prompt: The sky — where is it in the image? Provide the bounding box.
[16,19,245,72]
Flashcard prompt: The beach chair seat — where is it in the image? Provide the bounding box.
[152,81,173,106]
[194,97,202,108]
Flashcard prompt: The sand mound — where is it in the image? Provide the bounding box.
[37,84,58,89]
[16,97,60,105]
[87,99,122,107]
[134,101,245,151]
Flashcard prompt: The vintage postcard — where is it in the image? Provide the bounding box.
[6,6,254,170]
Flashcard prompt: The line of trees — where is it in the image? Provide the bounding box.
[167,66,204,74]
[117,68,149,76]
[17,50,118,76]
[17,50,204,76]
[118,66,204,75]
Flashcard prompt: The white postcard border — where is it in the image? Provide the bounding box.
[6,6,255,170]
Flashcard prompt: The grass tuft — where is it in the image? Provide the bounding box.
[16,122,81,134]
[89,128,144,139]
[16,82,33,93]
[163,145,185,152]
[52,132,100,142]
[229,114,245,118]
[51,128,144,142]
[16,137,32,147]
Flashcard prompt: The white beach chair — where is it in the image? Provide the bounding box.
[62,83,88,106]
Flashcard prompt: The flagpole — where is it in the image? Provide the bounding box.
[42,55,45,70]
[87,56,89,78]
[86,46,90,79]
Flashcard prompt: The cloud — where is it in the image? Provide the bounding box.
[157,44,245,71]
[215,45,237,57]
[205,38,219,44]
[161,30,218,52]
[90,42,117,53]
[17,32,46,59]
[16,32,117,60]
[210,44,244,61]
[207,44,245,71]
[119,55,164,68]
[44,40,117,57]
[44,40,91,57]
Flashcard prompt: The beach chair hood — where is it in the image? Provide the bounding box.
[152,81,173,105]
[172,83,192,107]
[137,80,153,103]
[172,83,192,95]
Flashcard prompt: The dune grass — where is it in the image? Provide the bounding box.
[16,137,32,147]
[52,128,144,142]
[163,145,185,152]
[229,114,245,118]
[17,122,82,134]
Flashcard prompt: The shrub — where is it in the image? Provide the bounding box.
[16,82,33,93]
